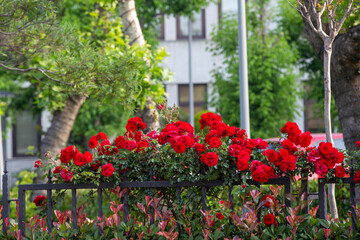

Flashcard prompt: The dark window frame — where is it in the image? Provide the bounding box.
[178,83,208,111]
[176,9,206,39]
[12,113,41,157]
[157,14,165,40]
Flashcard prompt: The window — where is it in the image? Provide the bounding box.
[220,0,238,15]
[177,10,205,39]
[12,111,41,157]
[155,15,165,40]
[178,84,207,120]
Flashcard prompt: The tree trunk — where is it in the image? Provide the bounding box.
[323,42,338,219]
[118,0,160,132]
[33,95,85,193]
[303,23,360,151]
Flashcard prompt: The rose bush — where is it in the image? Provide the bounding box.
[37,106,354,186]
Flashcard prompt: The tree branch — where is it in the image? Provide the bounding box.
[0,62,72,86]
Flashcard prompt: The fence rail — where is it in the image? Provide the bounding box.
[1,175,358,236]
[15,177,292,236]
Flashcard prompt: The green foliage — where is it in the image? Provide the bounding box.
[208,0,300,138]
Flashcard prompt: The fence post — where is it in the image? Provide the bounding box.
[149,166,155,224]
[46,170,53,233]
[2,172,10,233]
[71,189,77,229]
[228,186,233,224]
[284,177,292,209]
[318,179,326,219]
[176,187,181,235]
[123,170,129,223]
[18,186,26,236]
[350,174,357,230]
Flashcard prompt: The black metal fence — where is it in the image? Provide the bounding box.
[1,174,358,236]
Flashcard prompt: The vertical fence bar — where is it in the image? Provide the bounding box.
[350,175,357,230]
[2,173,10,233]
[149,166,155,224]
[176,187,181,235]
[18,186,26,236]
[46,170,52,233]
[72,189,77,229]
[228,186,233,224]
[97,188,103,218]
[284,178,292,209]
[97,188,103,235]
[123,170,129,223]
[46,189,53,233]
[301,178,309,214]
[318,180,326,219]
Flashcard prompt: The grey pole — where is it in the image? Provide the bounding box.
[188,17,195,127]
[237,0,250,137]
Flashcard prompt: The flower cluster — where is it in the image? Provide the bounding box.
[307,142,345,177]
[39,111,354,185]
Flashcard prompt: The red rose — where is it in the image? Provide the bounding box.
[135,140,150,153]
[216,212,224,220]
[237,150,250,162]
[34,160,41,168]
[236,158,249,171]
[263,213,276,227]
[245,139,257,150]
[60,146,78,164]
[281,122,301,137]
[262,195,275,208]
[134,131,142,142]
[91,163,100,171]
[354,170,360,183]
[115,136,125,149]
[207,137,222,148]
[73,152,86,166]
[315,161,329,177]
[356,140,360,148]
[201,152,219,167]
[255,138,268,149]
[281,139,297,154]
[279,155,297,173]
[334,166,346,178]
[158,104,164,110]
[173,142,186,154]
[263,149,278,164]
[298,132,312,147]
[88,137,98,149]
[199,112,222,129]
[252,167,271,183]
[194,143,207,153]
[250,160,263,172]
[228,144,242,157]
[232,137,246,146]
[147,130,158,139]
[96,132,107,141]
[318,142,333,156]
[126,117,146,132]
[60,169,72,182]
[84,151,93,163]
[102,163,115,177]
[124,140,136,151]
[53,166,61,174]
[126,122,138,133]
[33,195,47,207]
[178,135,195,148]
[334,151,344,164]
